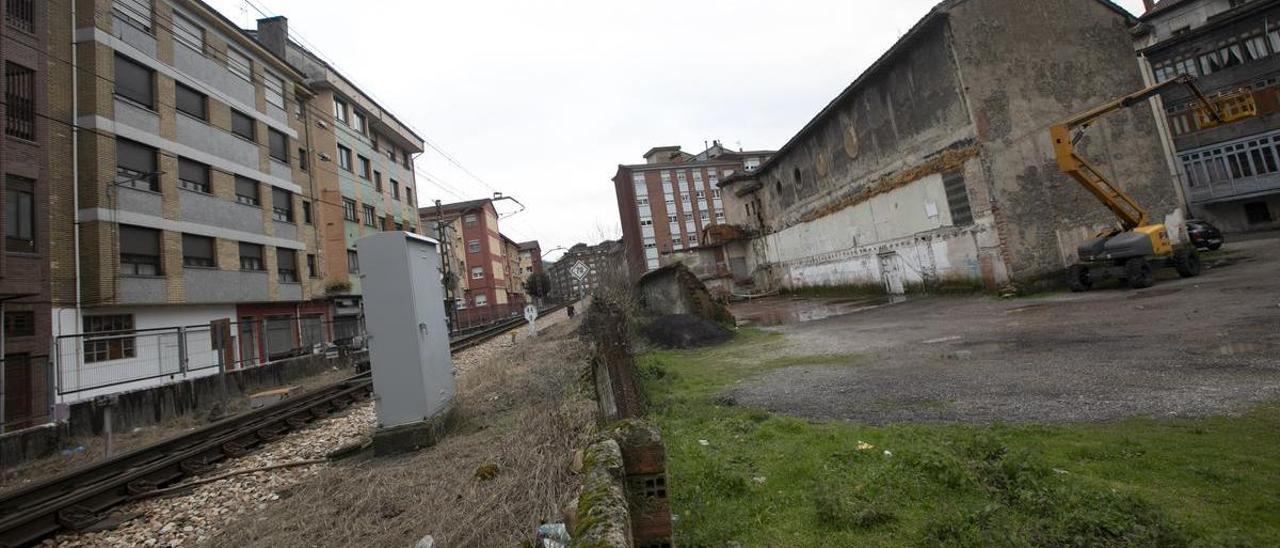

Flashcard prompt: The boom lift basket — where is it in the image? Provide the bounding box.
[1194,88,1257,128]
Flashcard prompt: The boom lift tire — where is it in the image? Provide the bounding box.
[1124,257,1155,289]
[1067,264,1093,293]
[1173,248,1203,278]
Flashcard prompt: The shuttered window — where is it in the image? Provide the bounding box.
[175,82,206,120]
[231,109,254,141]
[178,157,210,193]
[235,177,259,206]
[116,139,158,191]
[271,188,293,222]
[268,128,288,163]
[239,243,264,271]
[119,225,161,276]
[114,54,153,108]
[182,234,215,267]
[277,249,298,283]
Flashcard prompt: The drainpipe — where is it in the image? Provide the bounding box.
[71,0,83,405]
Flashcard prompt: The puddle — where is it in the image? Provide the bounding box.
[732,296,906,327]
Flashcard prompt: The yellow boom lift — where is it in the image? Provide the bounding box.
[1050,74,1256,291]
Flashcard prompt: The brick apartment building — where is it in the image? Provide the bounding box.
[2,0,52,429]
[251,16,424,337]
[1134,0,1280,232]
[420,198,527,328]
[612,142,773,278]
[516,240,541,276]
[547,239,626,302]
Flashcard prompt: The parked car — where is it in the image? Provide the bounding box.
[1186,219,1224,251]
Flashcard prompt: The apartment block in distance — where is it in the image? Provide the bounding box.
[420,198,525,328]
[2,0,52,429]
[1134,0,1280,232]
[46,0,326,400]
[546,240,626,302]
[252,16,425,336]
[612,141,772,278]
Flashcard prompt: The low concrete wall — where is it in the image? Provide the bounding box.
[1,352,357,469]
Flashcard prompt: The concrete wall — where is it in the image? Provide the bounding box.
[948,0,1182,283]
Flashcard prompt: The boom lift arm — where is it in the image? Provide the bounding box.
[1049,74,1224,231]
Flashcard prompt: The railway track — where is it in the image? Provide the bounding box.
[0,302,570,547]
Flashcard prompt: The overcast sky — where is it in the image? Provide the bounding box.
[207,0,1148,261]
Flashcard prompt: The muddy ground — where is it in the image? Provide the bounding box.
[727,234,1280,424]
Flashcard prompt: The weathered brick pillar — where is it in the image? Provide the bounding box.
[614,421,673,547]
[587,298,645,420]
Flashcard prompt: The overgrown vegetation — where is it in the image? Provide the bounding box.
[640,331,1280,546]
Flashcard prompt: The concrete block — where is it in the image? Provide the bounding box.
[371,405,455,457]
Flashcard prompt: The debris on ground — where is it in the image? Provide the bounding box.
[641,314,732,348]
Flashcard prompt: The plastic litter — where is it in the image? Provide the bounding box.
[537,523,570,548]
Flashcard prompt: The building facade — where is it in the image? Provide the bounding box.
[40,0,339,401]
[420,198,525,328]
[1134,0,1280,232]
[718,0,1181,295]
[547,240,626,302]
[252,16,424,336]
[2,0,52,429]
[612,142,771,278]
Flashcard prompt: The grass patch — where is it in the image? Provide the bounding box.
[643,330,1280,546]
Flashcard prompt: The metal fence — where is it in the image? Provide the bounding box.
[54,317,365,399]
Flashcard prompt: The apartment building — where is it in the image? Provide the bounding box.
[1134,0,1280,232]
[420,198,523,328]
[44,0,328,400]
[251,17,424,336]
[501,234,526,309]
[547,240,626,302]
[612,142,772,278]
[516,240,542,277]
[2,0,52,429]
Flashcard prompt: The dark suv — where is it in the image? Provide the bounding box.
[1186,219,1224,251]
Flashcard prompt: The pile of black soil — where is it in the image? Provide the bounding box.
[642,314,732,349]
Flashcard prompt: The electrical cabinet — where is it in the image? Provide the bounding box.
[356,232,455,428]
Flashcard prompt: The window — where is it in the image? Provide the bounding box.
[404,153,412,170]
[173,13,204,52]
[302,200,312,224]
[391,180,401,200]
[474,293,488,307]
[347,249,359,273]
[5,62,35,140]
[235,177,259,206]
[83,314,135,363]
[342,198,357,221]
[277,249,298,283]
[264,70,284,109]
[468,239,480,253]
[268,128,288,163]
[175,82,206,120]
[405,187,413,206]
[177,157,210,193]
[1219,43,1245,69]
[386,146,397,163]
[307,253,318,278]
[114,54,153,108]
[6,0,34,32]
[227,48,252,82]
[943,170,973,226]
[337,145,353,171]
[113,0,152,31]
[272,188,293,222]
[333,97,349,124]
[181,234,215,267]
[1244,35,1270,61]
[639,218,653,226]
[363,204,377,227]
[116,139,158,191]
[358,155,371,179]
[4,310,34,337]
[471,266,484,279]
[231,109,254,141]
[1245,201,1274,225]
[667,215,677,223]
[353,111,366,134]
[239,242,264,271]
[119,225,161,275]
[463,214,477,227]
[298,148,308,171]
[637,196,649,206]
[5,175,35,252]
[699,211,709,221]
[374,171,383,192]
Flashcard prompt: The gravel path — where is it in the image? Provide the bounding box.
[41,305,581,547]
[726,237,1280,424]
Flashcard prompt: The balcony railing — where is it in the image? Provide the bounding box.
[1188,172,1280,203]
[5,0,33,33]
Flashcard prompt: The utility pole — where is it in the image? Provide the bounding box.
[435,199,458,332]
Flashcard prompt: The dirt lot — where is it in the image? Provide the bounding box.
[727,235,1280,424]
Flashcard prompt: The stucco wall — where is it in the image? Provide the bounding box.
[948,0,1183,283]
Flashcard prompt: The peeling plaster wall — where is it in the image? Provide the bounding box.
[948,0,1182,283]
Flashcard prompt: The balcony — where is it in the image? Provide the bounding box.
[1188,173,1280,204]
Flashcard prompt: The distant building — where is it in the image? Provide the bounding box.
[612,142,773,278]
[547,240,626,301]
[419,198,525,327]
[516,241,542,277]
[1133,0,1280,232]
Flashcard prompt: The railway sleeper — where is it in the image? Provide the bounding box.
[126,479,158,496]
[180,459,215,475]
[56,505,102,531]
[256,428,286,442]
[221,441,249,458]
[286,415,310,429]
